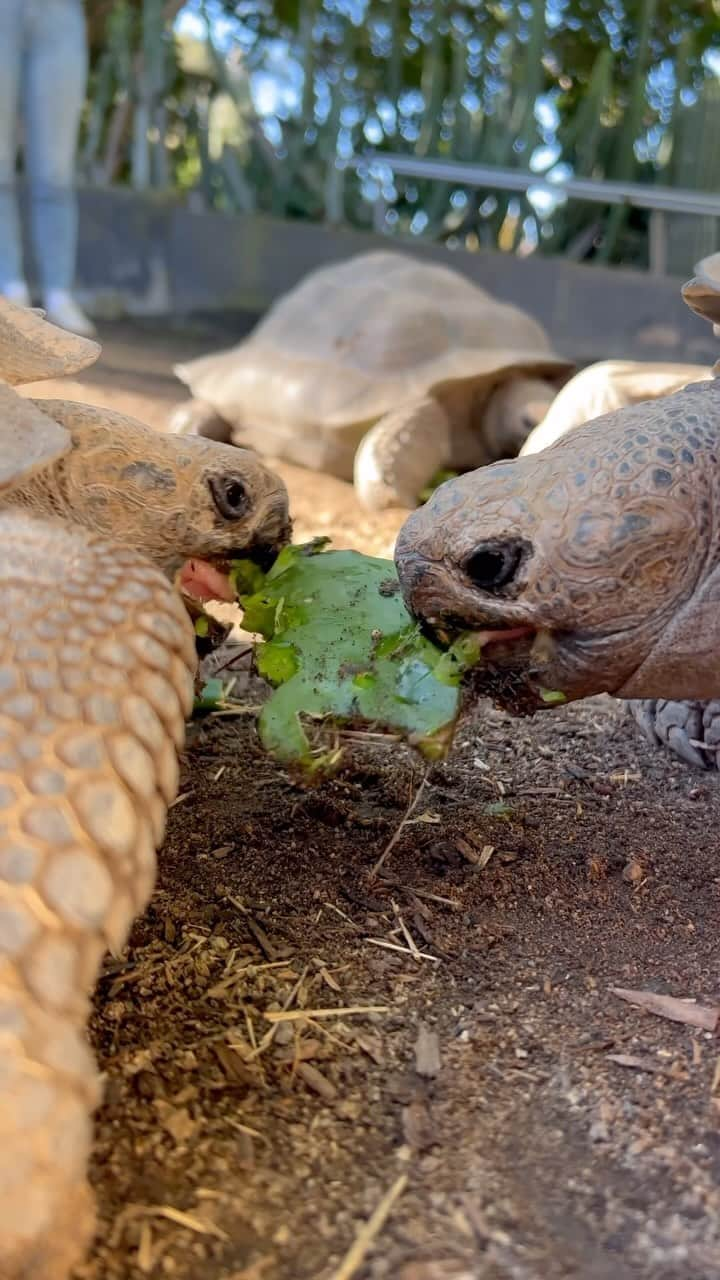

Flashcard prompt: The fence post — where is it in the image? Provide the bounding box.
[373,194,389,234]
[649,210,668,277]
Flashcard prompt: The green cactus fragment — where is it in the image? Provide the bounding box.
[418,468,459,504]
[539,688,566,705]
[193,677,227,713]
[231,539,485,775]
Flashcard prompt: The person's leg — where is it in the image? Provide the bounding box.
[0,0,28,302]
[24,0,95,333]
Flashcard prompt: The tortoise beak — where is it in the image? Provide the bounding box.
[252,504,293,569]
[245,540,284,573]
[247,496,292,569]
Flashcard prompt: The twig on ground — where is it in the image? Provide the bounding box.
[370,771,430,878]
[366,938,441,964]
[264,1005,390,1023]
[327,1173,408,1280]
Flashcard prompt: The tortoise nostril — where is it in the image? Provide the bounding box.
[464,541,524,593]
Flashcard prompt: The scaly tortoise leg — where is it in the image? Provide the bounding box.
[627,698,720,770]
[0,512,196,1279]
[353,397,453,512]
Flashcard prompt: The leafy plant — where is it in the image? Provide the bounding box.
[82,0,719,266]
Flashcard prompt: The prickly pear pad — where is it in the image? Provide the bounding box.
[229,538,481,774]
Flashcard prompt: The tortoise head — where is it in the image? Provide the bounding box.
[483,375,558,460]
[395,382,720,710]
[5,399,291,593]
[396,259,720,711]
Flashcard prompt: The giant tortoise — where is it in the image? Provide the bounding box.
[0,299,290,1279]
[521,359,712,457]
[169,249,573,512]
[394,254,720,772]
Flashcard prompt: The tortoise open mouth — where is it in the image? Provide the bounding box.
[179,558,235,603]
[428,620,566,717]
[460,631,548,716]
[178,541,281,604]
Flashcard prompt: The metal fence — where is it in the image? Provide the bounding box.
[351,153,720,277]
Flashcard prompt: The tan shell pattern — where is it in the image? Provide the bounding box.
[0,303,198,1278]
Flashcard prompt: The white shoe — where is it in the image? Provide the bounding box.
[43,290,97,337]
[1,280,32,309]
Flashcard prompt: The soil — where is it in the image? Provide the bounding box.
[26,321,720,1280]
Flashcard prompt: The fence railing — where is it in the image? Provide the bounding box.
[350,153,720,276]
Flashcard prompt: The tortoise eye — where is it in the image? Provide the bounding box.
[464,541,524,593]
[209,474,250,520]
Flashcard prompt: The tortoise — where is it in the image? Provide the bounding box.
[168,249,574,512]
[393,253,720,772]
[0,299,290,1279]
[520,359,712,457]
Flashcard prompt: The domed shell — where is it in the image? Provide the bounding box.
[0,297,99,490]
[521,360,712,456]
[175,251,572,459]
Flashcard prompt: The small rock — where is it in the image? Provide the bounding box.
[414,1023,441,1078]
[622,858,645,884]
[402,1097,437,1151]
[273,1020,295,1046]
[589,1118,609,1143]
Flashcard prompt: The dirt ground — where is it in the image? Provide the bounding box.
[26,322,720,1280]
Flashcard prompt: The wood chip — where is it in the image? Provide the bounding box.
[295,1061,338,1100]
[414,1023,441,1078]
[354,1032,385,1065]
[607,1053,664,1073]
[246,917,283,961]
[312,957,342,992]
[407,810,441,825]
[274,1037,326,1064]
[327,1173,408,1280]
[153,1101,197,1144]
[455,837,494,868]
[402,1097,436,1150]
[214,1043,257,1084]
[611,986,719,1031]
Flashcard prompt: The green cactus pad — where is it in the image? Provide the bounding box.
[230,538,483,775]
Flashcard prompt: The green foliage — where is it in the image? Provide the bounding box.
[227,539,482,775]
[417,469,458,504]
[82,0,720,265]
[665,75,720,273]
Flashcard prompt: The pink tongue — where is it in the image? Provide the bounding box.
[476,626,533,647]
[179,559,235,603]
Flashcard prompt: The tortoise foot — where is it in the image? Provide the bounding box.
[354,396,453,511]
[627,698,720,770]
